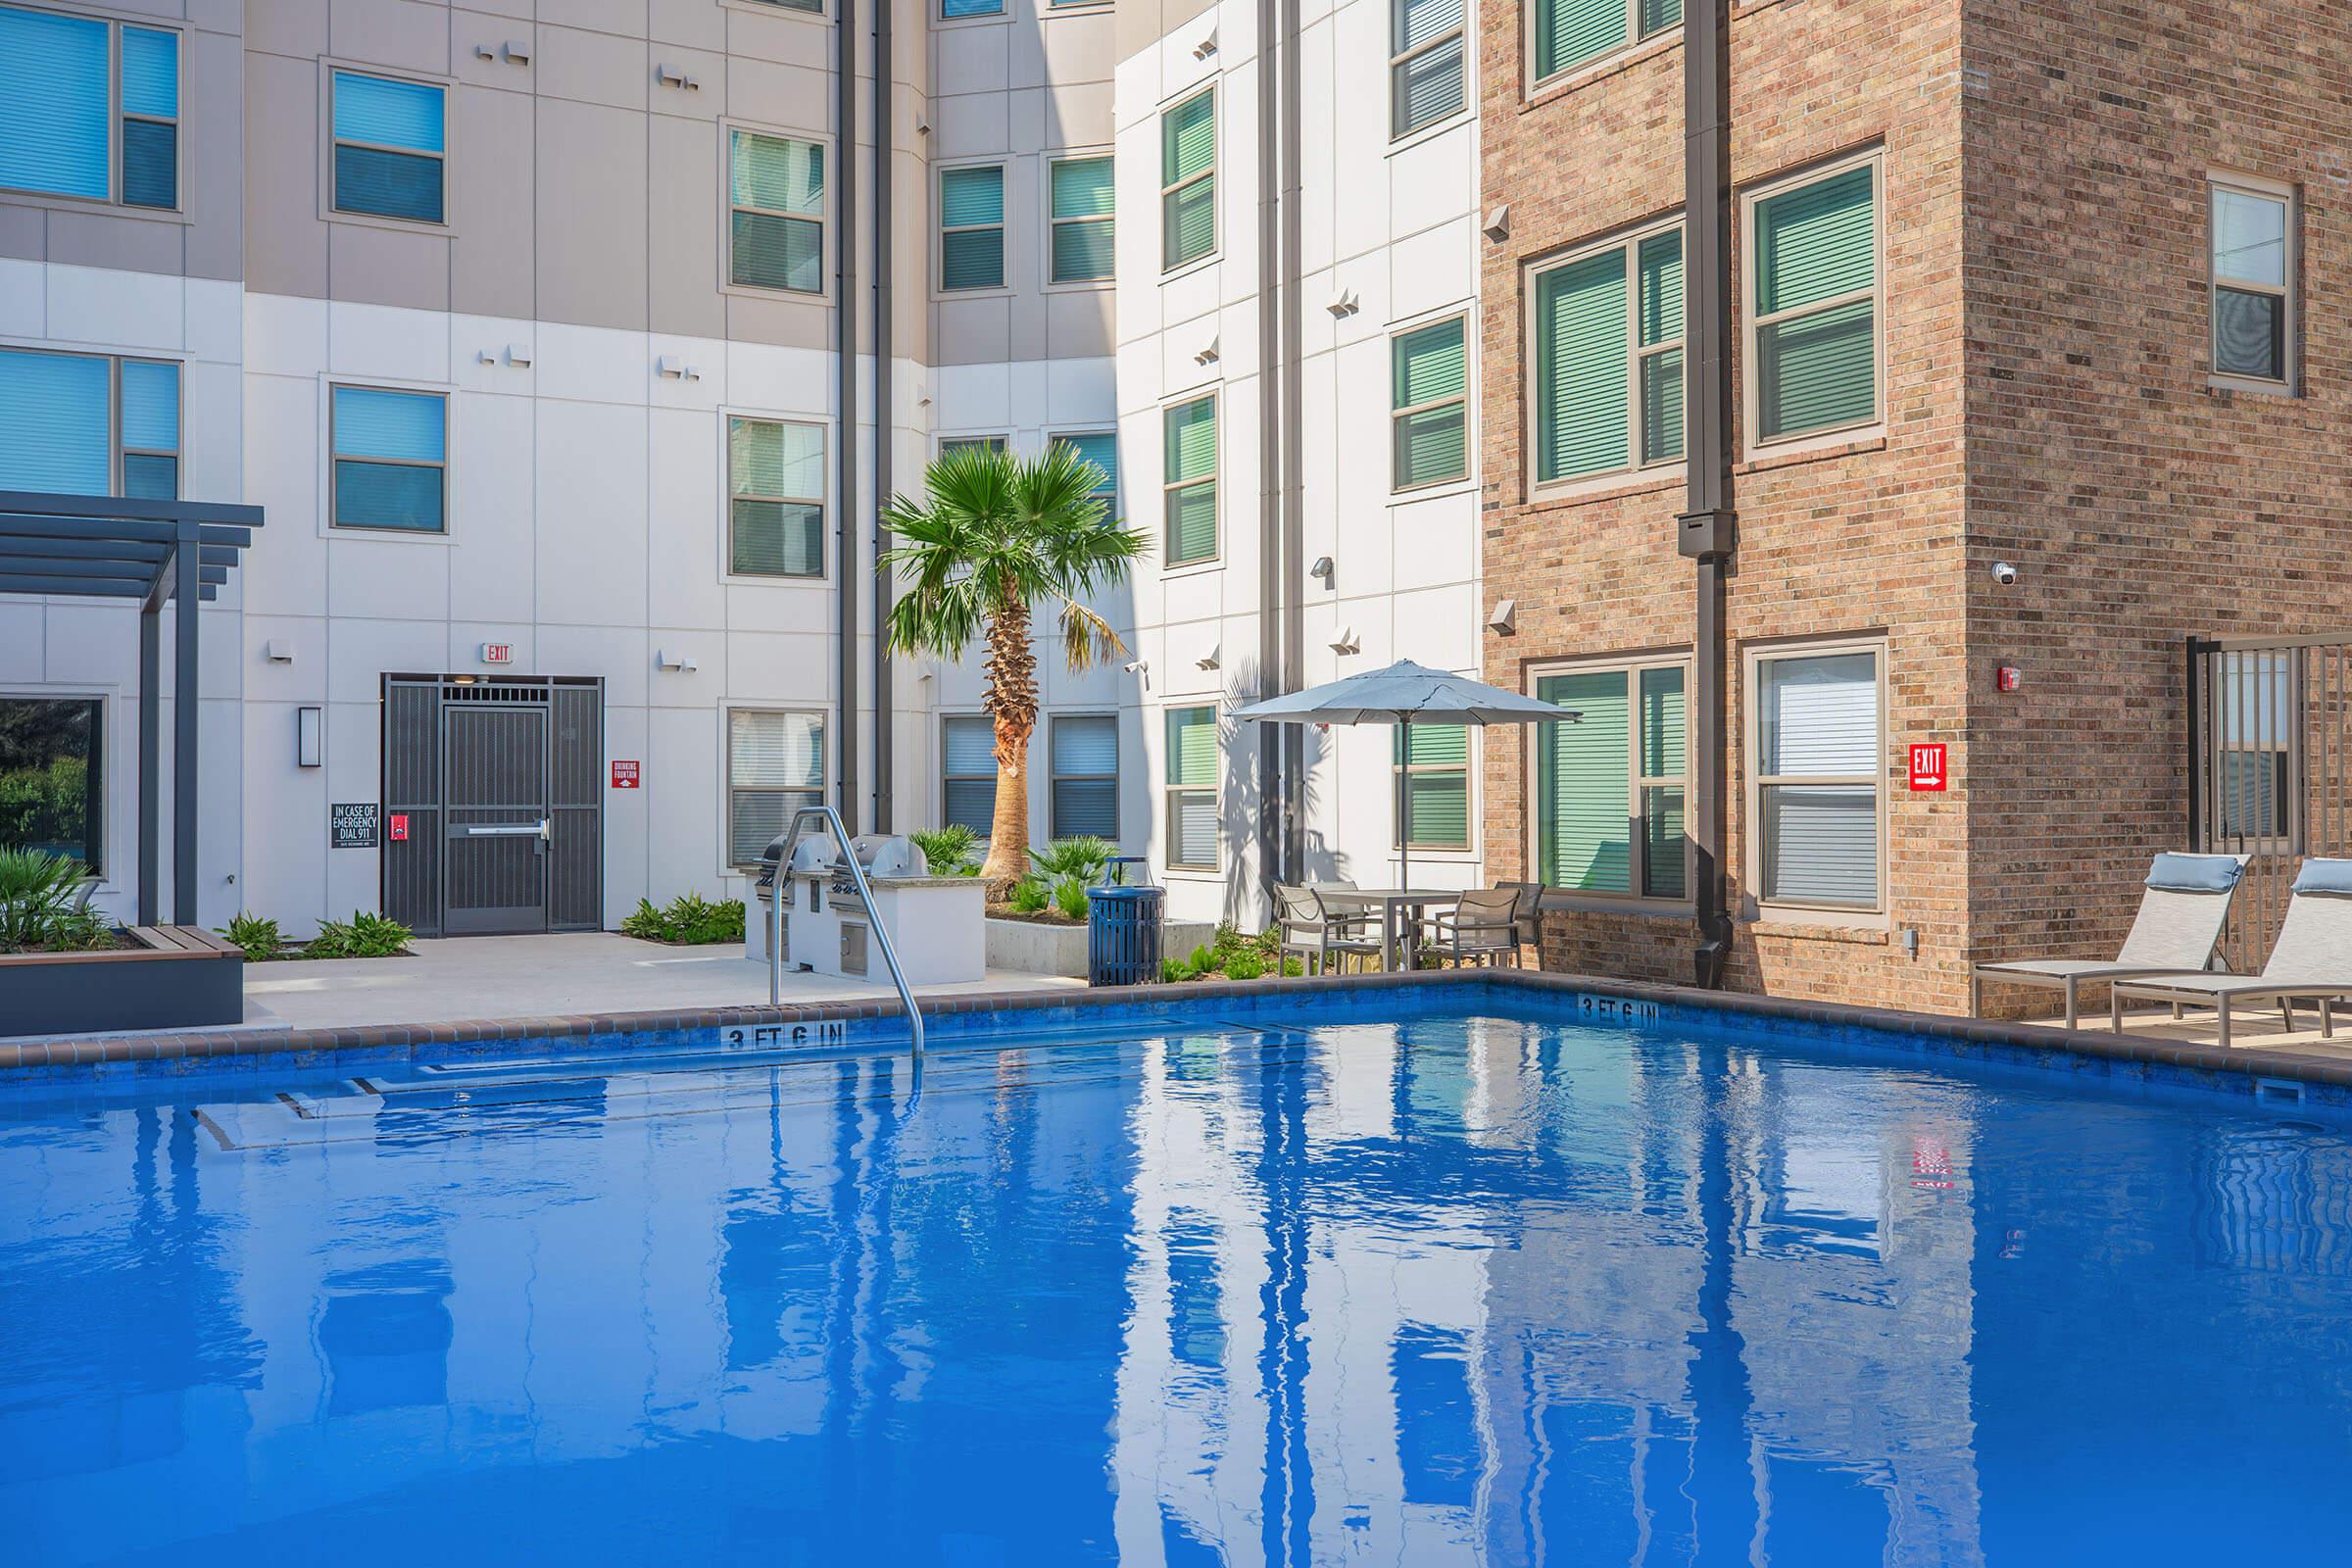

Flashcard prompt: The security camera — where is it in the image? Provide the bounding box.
[1122,660,1149,674]
[1989,561,2018,586]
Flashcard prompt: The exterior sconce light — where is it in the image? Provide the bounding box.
[1309,556,1335,581]
[1488,598,1517,635]
[296,706,322,768]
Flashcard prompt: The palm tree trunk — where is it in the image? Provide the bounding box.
[979,593,1038,891]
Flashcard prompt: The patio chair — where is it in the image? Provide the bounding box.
[1423,888,1523,968]
[1495,880,1543,954]
[1969,852,2249,1027]
[2107,858,2352,1048]
[1276,884,1384,975]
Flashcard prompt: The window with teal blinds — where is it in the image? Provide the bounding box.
[1394,724,1469,850]
[1534,0,1677,82]
[940,166,1004,290]
[1051,157,1114,282]
[332,72,444,223]
[729,416,824,577]
[1052,714,1119,840]
[332,385,446,532]
[731,129,825,293]
[1534,661,1690,898]
[1163,397,1216,564]
[1752,162,1878,441]
[1054,431,1118,499]
[1164,707,1217,868]
[0,7,177,209]
[942,0,1003,15]
[1535,227,1683,485]
[0,350,177,499]
[942,715,997,836]
[1392,318,1468,490]
[1161,91,1215,270]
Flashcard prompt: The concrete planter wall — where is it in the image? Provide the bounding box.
[986,916,1220,979]
[2,926,243,1038]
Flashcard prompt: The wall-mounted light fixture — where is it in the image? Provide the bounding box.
[264,637,294,663]
[1192,26,1217,58]
[1487,598,1517,635]
[296,706,322,768]
[1194,335,1220,366]
[655,62,700,90]
[1482,204,1511,241]
[475,40,529,64]
[1309,556,1335,582]
[1326,289,1358,318]
[657,355,701,381]
[656,647,699,673]
[1329,625,1359,655]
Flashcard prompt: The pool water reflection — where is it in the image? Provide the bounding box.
[3,1004,2351,1564]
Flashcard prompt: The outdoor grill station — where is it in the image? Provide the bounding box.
[747,831,986,986]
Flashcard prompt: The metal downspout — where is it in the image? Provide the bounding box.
[1678,0,1736,987]
[1278,0,1304,882]
[1255,0,1283,894]
[871,0,894,832]
[1255,0,1304,892]
[834,0,861,837]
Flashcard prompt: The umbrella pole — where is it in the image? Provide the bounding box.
[1397,714,1410,968]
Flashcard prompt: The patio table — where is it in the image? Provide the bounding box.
[1309,887,1462,973]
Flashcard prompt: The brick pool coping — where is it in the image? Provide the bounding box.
[4,965,2350,1095]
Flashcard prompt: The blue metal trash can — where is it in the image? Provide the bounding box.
[1087,858,1164,987]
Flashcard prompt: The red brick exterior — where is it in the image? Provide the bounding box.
[1478,0,2352,1014]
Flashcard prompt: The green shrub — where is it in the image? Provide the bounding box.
[1224,952,1264,981]
[620,892,745,945]
[909,824,980,877]
[305,910,413,959]
[41,905,115,953]
[1054,874,1092,921]
[1280,956,1303,977]
[0,846,88,952]
[1160,956,1187,984]
[1185,944,1215,977]
[222,911,285,961]
[1007,876,1051,913]
[1028,837,1112,886]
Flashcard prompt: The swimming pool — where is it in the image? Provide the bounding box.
[5,985,2351,1564]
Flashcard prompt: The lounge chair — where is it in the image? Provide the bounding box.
[1275,884,1383,975]
[1969,852,2249,1027]
[2108,858,2352,1048]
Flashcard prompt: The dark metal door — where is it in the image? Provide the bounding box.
[442,703,551,936]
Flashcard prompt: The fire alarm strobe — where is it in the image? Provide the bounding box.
[1994,665,2022,693]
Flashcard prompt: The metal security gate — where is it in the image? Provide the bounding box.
[2188,634,2352,971]
[383,676,603,938]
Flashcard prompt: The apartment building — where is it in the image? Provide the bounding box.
[0,0,1485,938]
[1477,0,2352,1011]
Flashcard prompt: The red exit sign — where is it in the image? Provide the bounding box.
[1909,743,1948,792]
[481,642,514,665]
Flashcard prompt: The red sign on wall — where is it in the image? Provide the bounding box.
[389,812,410,842]
[481,642,514,665]
[611,760,641,790]
[1908,743,1948,792]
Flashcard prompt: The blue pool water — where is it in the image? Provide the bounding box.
[5,997,2352,1564]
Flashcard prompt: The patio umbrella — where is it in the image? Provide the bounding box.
[1232,659,1580,890]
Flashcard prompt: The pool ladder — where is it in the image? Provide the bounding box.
[767,806,925,1068]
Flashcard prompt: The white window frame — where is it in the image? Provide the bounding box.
[935,158,1008,297]
[1049,711,1120,842]
[722,706,829,877]
[1160,390,1219,571]
[1526,0,1679,96]
[325,380,449,537]
[1159,84,1218,275]
[321,62,449,232]
[1391,309,1473,495]
[2208,170,2298,395]
[1390,0,1468,141]
[1392,724,1474,853]
[721,411,829,583]
[1523,653,1692,909]
[937,432,1008,462]
[1740,148,1886,459]
[720,120,830,301]
[1524,217,1685,497]
[1044,150,1115,289]
[0,6,185,220]
[1163,704,1219,873]
[1742,635,1888,924]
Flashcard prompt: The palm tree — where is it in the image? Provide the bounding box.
[881,442,1145,888]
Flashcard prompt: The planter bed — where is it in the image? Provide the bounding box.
[985,914,1219,979]
[2,925,243,1037]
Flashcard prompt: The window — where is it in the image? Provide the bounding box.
[1750,644,1883,911]
[939,164,1004,290]
[939,435,1006,461]
[2211,175,2294,387]
[1532,0,1679,84]
[0,697,104,874]
[1160,89,1215,270]
[1534,660,1686,899]
[2214,652,2293,843]
[745,0,822,10]
[1395,724,1469,850]
[728,710,825,870]
[1392,0,1464,136]
[728,416,824,576]
[1050,156,1114,282]
[0,6,177,211]
[1532,225,1682,486]
[0,349,179,498]
[942,0,1001,15]
[942,714,997,837]
[1393,317,1468,490]
[730,128,824,293]
[1747,157,1880,446]
[331,71,444,224]
[1051,431,1117,501]
[1163,396,1216,565]
[1164,706,1218,869]
[1052,714,1119,839]
[331,385,446,533]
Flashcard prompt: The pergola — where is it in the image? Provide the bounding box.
[0,489,263,927]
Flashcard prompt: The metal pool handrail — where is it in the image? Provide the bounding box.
[769,806,926,1068]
